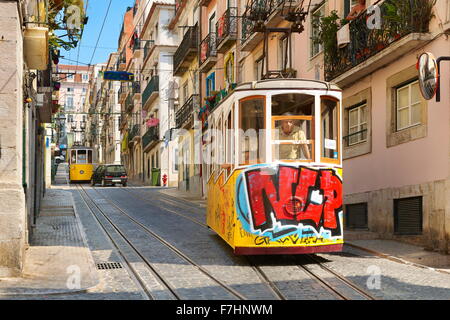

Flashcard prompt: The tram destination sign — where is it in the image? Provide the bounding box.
[103,71,135,82]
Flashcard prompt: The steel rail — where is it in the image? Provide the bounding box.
[306,254,378,300]
[120,187,292,300]
[77,184,181,300]
[90,186,248,300]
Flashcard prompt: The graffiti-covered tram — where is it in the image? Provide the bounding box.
[205,79,343,255]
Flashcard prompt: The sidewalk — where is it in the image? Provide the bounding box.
[157,187,207,208]
[0,164,100,297]
[343,230,450,272]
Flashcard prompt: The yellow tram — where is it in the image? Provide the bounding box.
[205,79,343,255]
[68,146,95,182]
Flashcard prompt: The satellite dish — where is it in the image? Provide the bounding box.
[417,52,439,100]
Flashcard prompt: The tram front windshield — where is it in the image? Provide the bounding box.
[272,94,314,161]
[70,149,93,164]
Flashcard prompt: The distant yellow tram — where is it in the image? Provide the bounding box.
[68,146,95,182]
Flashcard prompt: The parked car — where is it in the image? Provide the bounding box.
[54,155,65,164]
[91,164,128,187]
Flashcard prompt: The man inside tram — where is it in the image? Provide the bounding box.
[277,112,311,160]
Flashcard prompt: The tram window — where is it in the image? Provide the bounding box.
[88,150,93,164]
[239,97,265,165]
[71,150,77,164]
[77,150,87,164]
[321,97,340,161]
[272,94,314,116]
[225,110,234,175]
[272,117,313,161]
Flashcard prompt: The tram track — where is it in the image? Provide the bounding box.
[296,255,378,300]
[117,186,289,300]
[88,185,378,300]
[76,184,179,300]
[82,185,248,300]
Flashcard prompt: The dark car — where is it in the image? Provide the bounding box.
[91,164,128,187]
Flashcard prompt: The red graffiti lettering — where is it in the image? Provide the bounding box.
[244,166,342,234]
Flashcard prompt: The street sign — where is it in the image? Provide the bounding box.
[103,71,134,82]
[417,52,439,100]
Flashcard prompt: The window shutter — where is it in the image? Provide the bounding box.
[346,203,368,229]
[394,197,423,235]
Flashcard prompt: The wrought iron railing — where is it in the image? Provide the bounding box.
[174,26,198,74]
[125,94,133,112]
[128,124,140,142]
[142,125,160,149]
[324,0,433,81]
[132,38,140,52]
[241,16,255,44]
[199,33,217,65]
[143,40,155,61]
[132,81,140,95]
[216,7,238,47]
[142,76,159,107]
[176,95,199,128]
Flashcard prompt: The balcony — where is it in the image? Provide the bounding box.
[117,54,126,71]
[132,38,141,58]
[142,76,159,110]
[241,0,300,52]
[132,81,141,101]
[199,33,217,73]
[323,0,434,87]
[176,95,199,129]
[216,7,238,54]
[142,125,160,151]
[241,17,264,52]
[128,124,141,146]
[173,26,198,76]
[125,94,133,113]
[143,40,156,64]
[118,83,128,103]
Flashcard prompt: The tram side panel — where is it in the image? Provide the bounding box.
[207,171,237,249]
[207,164,344,255]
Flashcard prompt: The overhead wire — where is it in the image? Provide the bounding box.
[88,0,113,67]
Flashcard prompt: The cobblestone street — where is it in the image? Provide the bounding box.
[7,177,449,300]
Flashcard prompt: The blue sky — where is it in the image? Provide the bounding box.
[60,0,135,67]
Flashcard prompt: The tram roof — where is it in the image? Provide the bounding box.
[234,79,341,92]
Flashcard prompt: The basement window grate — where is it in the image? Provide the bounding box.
[96,262,123,270]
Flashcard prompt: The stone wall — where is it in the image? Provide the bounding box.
[345,178,450,253]
[0,1,26,276]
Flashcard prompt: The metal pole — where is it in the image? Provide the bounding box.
[435,56,450,102]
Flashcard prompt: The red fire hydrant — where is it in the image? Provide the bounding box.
[162,174,168,187]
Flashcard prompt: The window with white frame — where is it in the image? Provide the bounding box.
[348,103,367,146]
[66,96,74,110]
[311,4,325,58]
[396,80,421,131]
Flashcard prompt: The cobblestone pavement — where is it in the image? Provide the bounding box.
[316,248,450,300]
[12,181,449,300]
[78,185,450,300]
